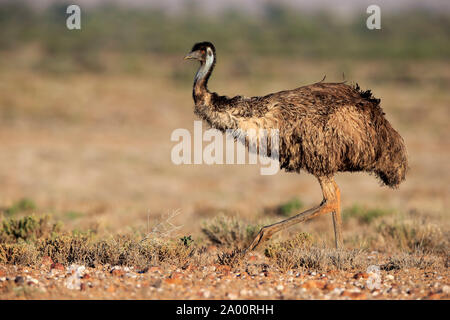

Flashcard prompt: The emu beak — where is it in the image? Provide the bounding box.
[184,51,200,61]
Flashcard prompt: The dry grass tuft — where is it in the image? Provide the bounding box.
[264,234,368,272]
[264,232,313,259]
[380,252,440,271]
[376,217,448,254]
[217,248,246,268]
[0,242,40,265]
[0,215,206,269]
[201,215,263,248]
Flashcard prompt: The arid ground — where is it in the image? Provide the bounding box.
[0,50,449,299]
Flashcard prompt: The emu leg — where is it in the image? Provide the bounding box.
[331,180,343,249]
[246,176,340,252]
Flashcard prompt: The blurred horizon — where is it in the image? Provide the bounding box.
[1,0,449,77]
[4,0,450,14]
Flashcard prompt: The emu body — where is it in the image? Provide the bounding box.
[184,42,408,251]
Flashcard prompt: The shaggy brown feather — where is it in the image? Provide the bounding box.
[188,42,408,188]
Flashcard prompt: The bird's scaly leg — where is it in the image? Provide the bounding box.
[246,176,341,252]
[331,180,343,249]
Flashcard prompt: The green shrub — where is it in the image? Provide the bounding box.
[343,204,393,224]
[0,215,61,243]
[277,198,303,217]
[3,198,36,216]
[180,235,194,247]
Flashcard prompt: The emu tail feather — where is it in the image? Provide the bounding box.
[374,123,408,188]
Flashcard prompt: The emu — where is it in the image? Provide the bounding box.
[184,41,408,251]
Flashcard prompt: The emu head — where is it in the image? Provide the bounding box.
[184,41,215,63]
[184,42,216,84]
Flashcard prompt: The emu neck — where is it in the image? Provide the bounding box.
[193,55,214,104]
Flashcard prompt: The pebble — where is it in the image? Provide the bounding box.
[126,273,137,279]
[227,293,238,299]
[26,276,39,285]
[111,269,125,277]
[354,272,369,280]
[14,276,24,285]
[341,290,366,300]
[301,280,325,290]
[276,284,284,291]
[41,256,53,266]
[50,263,65,271]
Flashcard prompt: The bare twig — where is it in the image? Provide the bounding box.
[141,209,183,242]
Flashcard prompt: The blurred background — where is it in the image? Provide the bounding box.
[0,0,448,244]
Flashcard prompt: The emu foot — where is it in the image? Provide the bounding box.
[245,226,274,253]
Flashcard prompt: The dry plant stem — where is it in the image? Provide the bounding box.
[141,209,183,243]
[247,176,343,252]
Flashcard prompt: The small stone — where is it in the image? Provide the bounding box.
[353,272,369,280]
[185,265,198,272]
[276,284,284,291]
[0,270,5,277]
[386,275,395,280]
[41,256,53,266]
[341,290,366,300]
[331,287,344,295]
[50,263,65,271]
[14,276,24,285]
[245,264,259,276]
[148,266,162,273]
[217,265,231,274]
[426,293,441,300]
[165,278,182,285]
[227,293,238,299]
[170,272,183,279]
[150,279,162,288]
[111,269,125,277]
[137,267,149,274]
[80,283,86,291]
[442,285,450,294]
[301,280,325,290]
[26,276,38,285]
[324,283,337,291]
